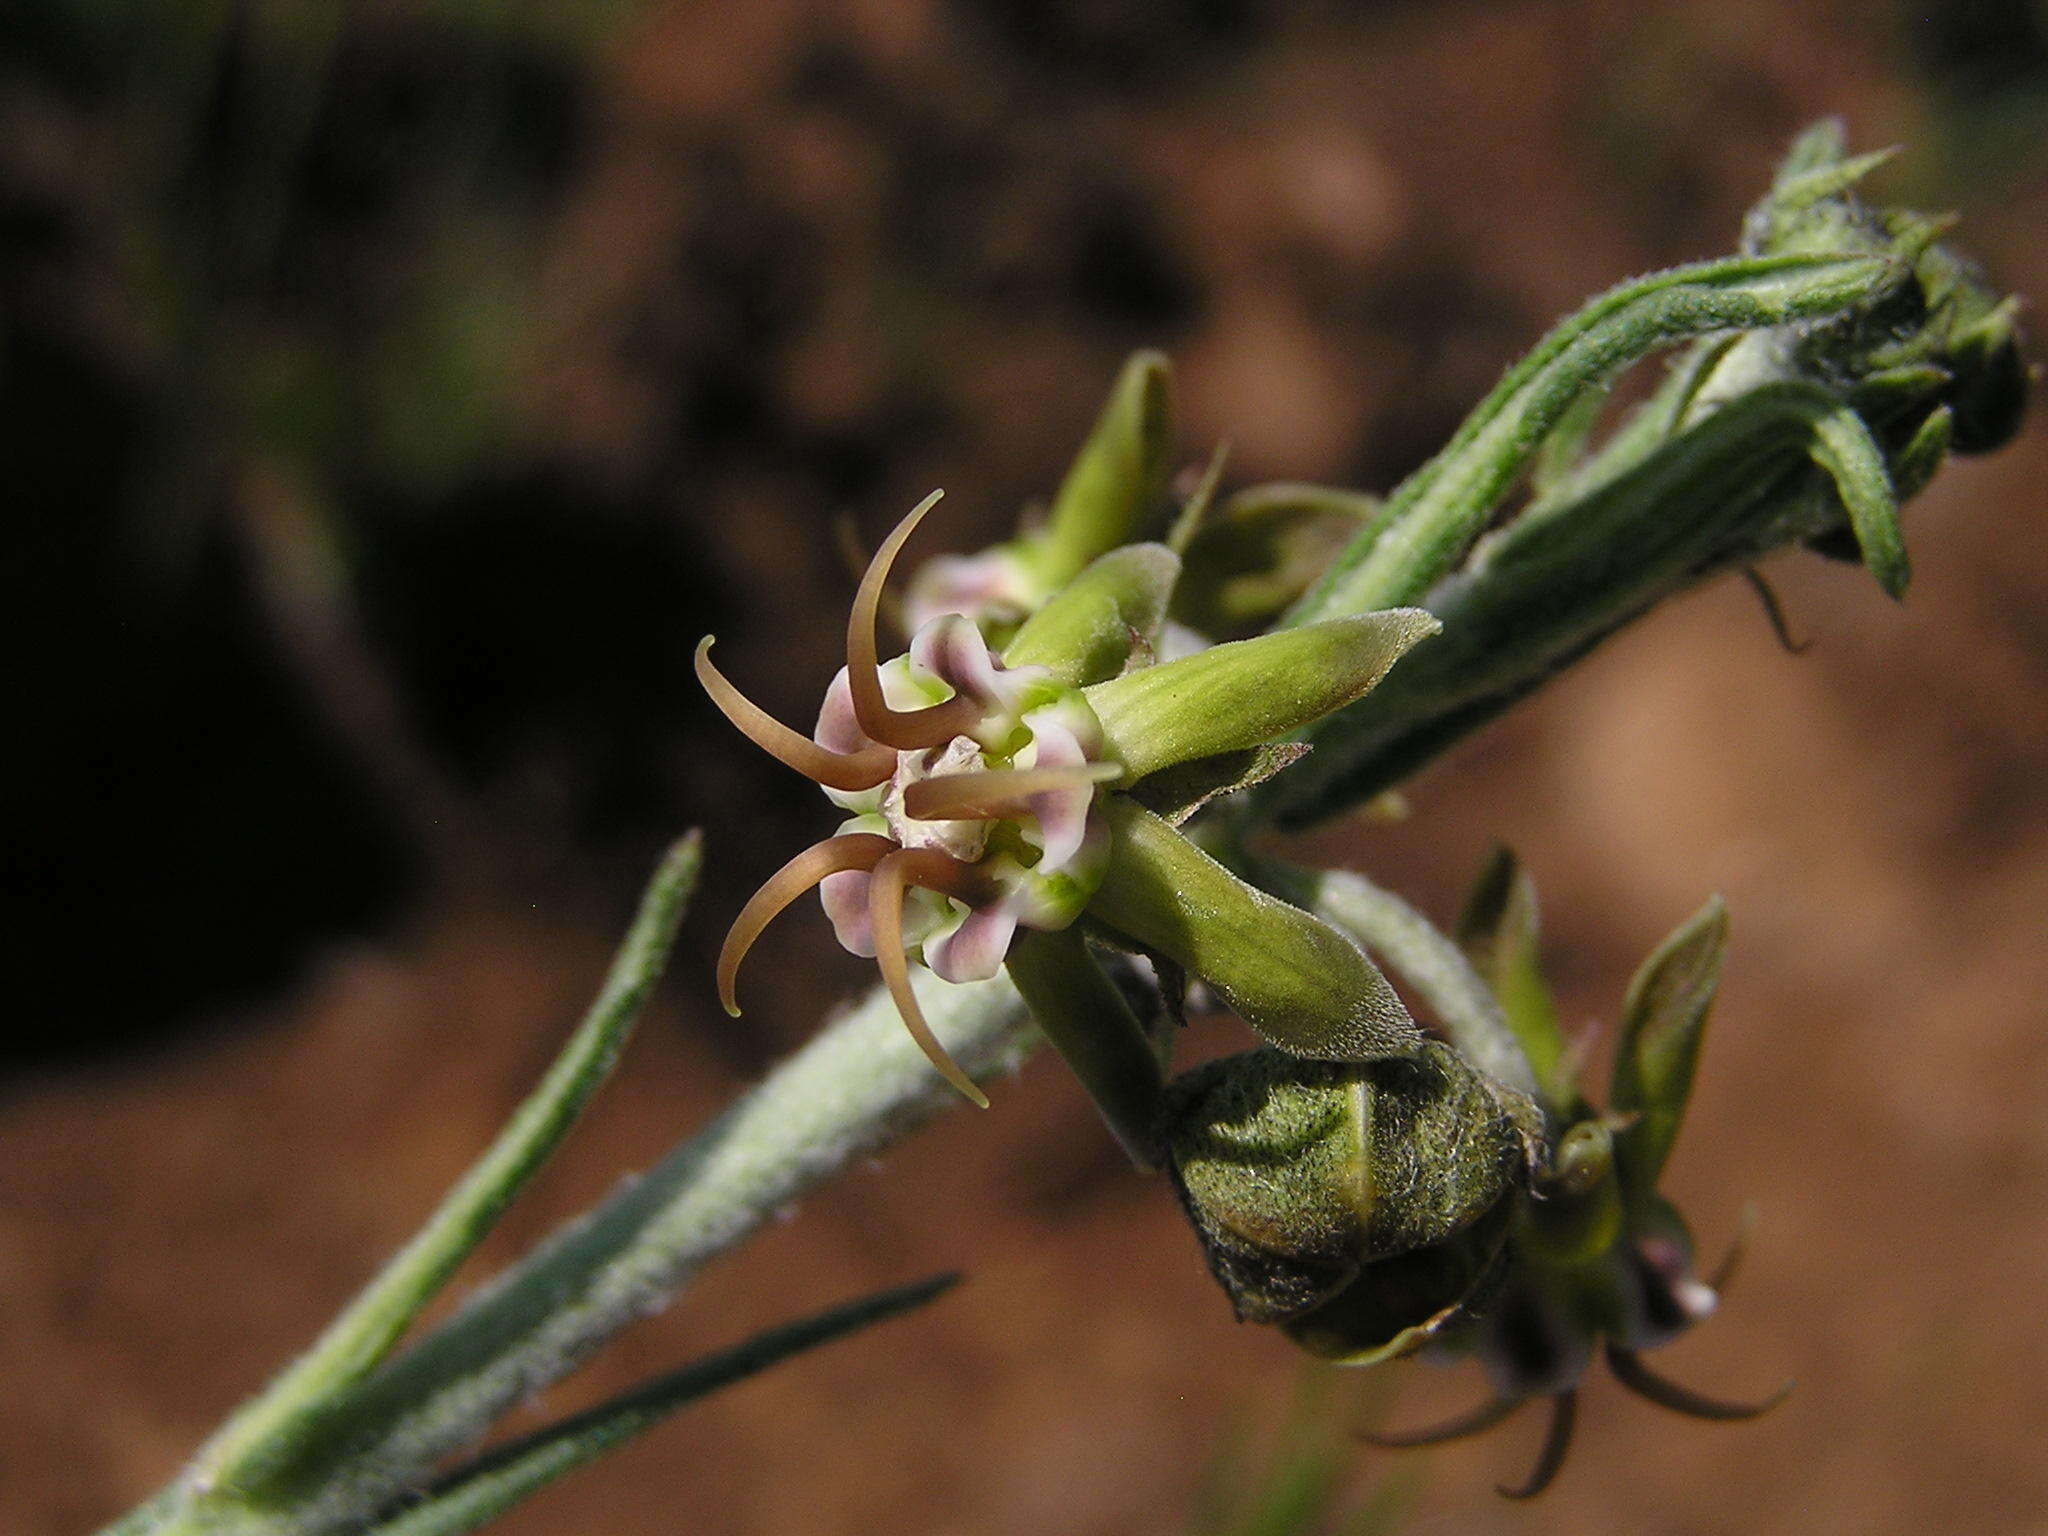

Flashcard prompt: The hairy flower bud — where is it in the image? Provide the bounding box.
[1164,1043,1539,1364]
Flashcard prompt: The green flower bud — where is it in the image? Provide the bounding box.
[1004,542,1180,686]
[1164,1043,1539,1363]
[1084,609,1440,784]
[1037,350,1176,585]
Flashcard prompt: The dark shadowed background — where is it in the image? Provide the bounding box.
[4,1,2045,1532]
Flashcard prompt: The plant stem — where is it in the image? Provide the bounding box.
[1006,928,1165,1168]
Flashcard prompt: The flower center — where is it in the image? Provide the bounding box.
[882,737,995,863]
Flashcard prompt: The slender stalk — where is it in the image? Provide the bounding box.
[1006,928,1166,1168]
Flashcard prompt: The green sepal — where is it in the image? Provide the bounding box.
[1455,846,1573,1116]
[1003,542,1180,686]
[1891,405,1955,501]
[1007,927,1167,1169]
[1609,897,1728,1199]
[1166,440,1230,556]
[1088,797,1421,1061]
[1770,117,1851,183]
[1038,349,1176,585]
[1085,609,1440,784]
[1767,144,1899,219]
[1803,392,1908,597]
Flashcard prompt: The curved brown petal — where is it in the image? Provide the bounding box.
[848,492,981,751]
[696,639,897,791]
[717,833,897,1016]
[869,849,993,1107]
[1496,1391,1577,1501]
[1605,1344,1793,1421]
[1360,1394,1526,1448]
[901,764,1119,823]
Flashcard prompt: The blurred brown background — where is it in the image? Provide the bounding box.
[4,1,2044,1532]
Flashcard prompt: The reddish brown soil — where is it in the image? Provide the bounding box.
[7,3,2046,1533]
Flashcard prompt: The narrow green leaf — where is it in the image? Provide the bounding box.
[1287,252,1896,622]
[1891,405,1954,501]
[1004,542,1180,686]
[1454,847,1572,1114]
[1088,798,1420,1062]
[1805,394,1907,596]
[1610,897,1729,1196]
[367,1275,959,1536]
[1007,928,1166,1168]
[1253,377,1919,828]
[1086,609,1440,783]
[1040,350,1176,584]
[207,973,1027,1531]
[194,834,703,1500]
